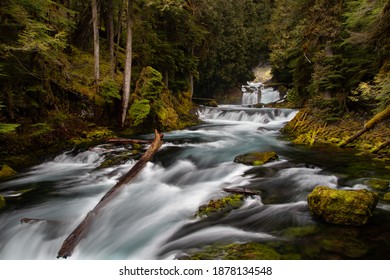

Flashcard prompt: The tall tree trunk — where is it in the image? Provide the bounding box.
[189,46,194,98]
[92,0,100,87]
[107,0,115,79]
[120,0,133,127]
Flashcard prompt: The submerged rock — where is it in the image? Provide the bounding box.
[307,186,378,226]
[182,242,282,260]
[365,179,389,192]
[234,151,279,166]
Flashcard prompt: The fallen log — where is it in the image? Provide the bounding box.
[371,139,390,154]
[57,130,163,258]
[106,138,153,145]
[338,106,390,148]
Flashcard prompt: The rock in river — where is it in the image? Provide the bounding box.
[234,151,278,166]
[307,186,378,226]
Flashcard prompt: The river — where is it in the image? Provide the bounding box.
[0,103,389,260]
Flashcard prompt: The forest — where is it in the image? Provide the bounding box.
[1,0,390,262]
[0,0,389,168]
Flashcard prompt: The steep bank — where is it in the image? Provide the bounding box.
[282,100,390,163]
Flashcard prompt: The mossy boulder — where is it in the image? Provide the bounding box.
[307,186,378,226]
[0,195,6,210]
[195,194,244,218]
[234,151,279,166]
[0,164,17,179]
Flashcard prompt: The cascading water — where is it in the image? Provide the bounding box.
[1,105,390,260]
[242,82,282,105]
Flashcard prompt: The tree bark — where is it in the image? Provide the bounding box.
[120,0,133,127]
[57,130,163,258]
[92,0,100,87]
[107,0,115,79]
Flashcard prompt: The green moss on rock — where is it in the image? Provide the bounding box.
[383,192,390,201]
[0,164,17,178]
[321,232,370,258]
[195,194,244,218]
[184,242,282,260]
[365,179,389,191]
[307,186,378,225]
[234,151,279,166]
[0,195,6,210]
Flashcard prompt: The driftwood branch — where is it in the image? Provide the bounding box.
[20,218,47,224]
[57,130,163,258]
[106,138,153,145]
[223,188,260,196]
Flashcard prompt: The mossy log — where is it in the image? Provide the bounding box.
[371,139,390,153]
[339,106,390,148]
[57,130,163,258]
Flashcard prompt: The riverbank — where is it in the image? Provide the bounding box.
[281,99,390,164]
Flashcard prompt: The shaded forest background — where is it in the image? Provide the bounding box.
[0,0,389,168]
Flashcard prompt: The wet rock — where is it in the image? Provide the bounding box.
[307,186,378,226]
[234,151,279,166]
[0,195,6,210]
[383,192,390,201]
[365,179,389,192]
[0,164,17,179]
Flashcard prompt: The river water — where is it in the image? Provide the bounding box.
[0,105,389,260]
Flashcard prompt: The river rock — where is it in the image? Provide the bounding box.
[0,164,17,179]
[383,192,390,201]
[365,179,389,192]
[234,151,279,166]
[307,186,378,226]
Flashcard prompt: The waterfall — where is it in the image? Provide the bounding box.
[241,82,282,105]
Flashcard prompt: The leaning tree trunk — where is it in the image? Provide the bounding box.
[120,0,133,127]
[57,130,163,258]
